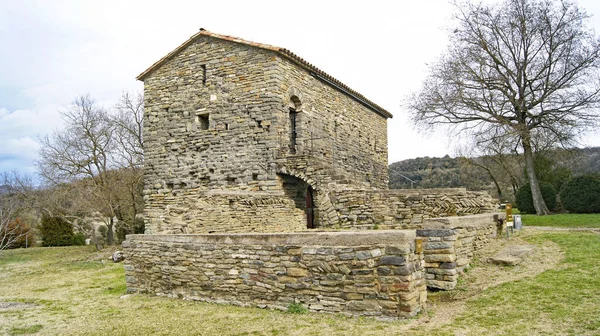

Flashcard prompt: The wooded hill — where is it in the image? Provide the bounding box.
[388,147,600,201]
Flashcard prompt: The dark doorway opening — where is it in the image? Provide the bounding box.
[278,173,317,229]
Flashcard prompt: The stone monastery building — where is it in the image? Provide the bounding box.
[124,30,500,318]
[139,28,394,234]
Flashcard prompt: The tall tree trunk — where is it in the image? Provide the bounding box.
[522,135,550,215]
[107,216,114,245]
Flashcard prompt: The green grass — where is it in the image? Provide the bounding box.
[9,324,43,335]
[286,302,308,314]
[433,232,600,335]
[1,229,600,335]
[521,213,600,228]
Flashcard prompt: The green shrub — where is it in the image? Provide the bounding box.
[72,232,87,246]
[40,216,75,247]
[287,302,308,314]
[560,175,600,213]
[515,182,557,214]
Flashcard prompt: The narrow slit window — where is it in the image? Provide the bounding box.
[201,64,207,85]
[289,108,297,154]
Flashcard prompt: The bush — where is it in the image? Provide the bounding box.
[560,175,600,213]
[5,218,35,248]
[72,232,87,246]
[40,216,76,246]
[515,182,557,214]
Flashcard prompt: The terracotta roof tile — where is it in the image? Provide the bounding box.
[137,29,392,118]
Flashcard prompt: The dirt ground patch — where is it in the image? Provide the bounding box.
[0,301,38,311]
[397,231,563,333]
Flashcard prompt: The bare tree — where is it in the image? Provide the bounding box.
[0,194,25,250]
[37,93,144,244]
[0,172,33,250]
[409,0,600,215]
[112,91,144,168]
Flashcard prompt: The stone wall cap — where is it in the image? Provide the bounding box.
[423,212,504,229]
[136,29,392,119]
[126,230,416,246]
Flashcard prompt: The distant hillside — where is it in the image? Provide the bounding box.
[388,147,600,198]
[388,155,493,191]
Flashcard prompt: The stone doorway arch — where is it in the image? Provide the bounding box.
[276,172,314,229]
[276,167,340,229]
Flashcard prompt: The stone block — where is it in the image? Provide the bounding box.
[416,229,455,237]
[286,267,309,277]
[423,241,454,250]
[424,254,455,263]
[379,256,406,266]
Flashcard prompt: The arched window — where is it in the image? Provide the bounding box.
[289,95,302,154]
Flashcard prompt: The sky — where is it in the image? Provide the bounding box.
[1,0,600,177]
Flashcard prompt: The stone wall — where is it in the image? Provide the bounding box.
[144,190,306,234]
[417,213,501,290]
[330,188,497,229]
[123,231,427,318]
[144,185,497,234]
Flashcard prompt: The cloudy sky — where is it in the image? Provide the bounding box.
[1,0,600,177]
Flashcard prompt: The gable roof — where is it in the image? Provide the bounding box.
[137,29,393,119]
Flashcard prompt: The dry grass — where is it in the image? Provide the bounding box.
[1,230,599,335]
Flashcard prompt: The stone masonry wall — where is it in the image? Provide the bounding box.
[123,231,427,318]
[144,190,306,234]
[417,213,501,290]
[330,188,497,229]
[142,34,389,234]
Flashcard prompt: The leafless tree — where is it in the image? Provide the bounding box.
[0,172,33,250]
[37,93,144,244]
[112,91,144,169]
[0,195,24,251]
[409,0,600,215]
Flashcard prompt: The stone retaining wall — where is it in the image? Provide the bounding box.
[123,231,427,318]
[417,213,501,290]
[330,188,497,229]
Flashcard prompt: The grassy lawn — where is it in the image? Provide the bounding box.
[1,230,600,335]
[521,213,600,228]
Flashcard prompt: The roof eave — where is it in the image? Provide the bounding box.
[136,29,393,119]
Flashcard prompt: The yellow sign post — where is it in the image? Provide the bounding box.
[505,203,514,237]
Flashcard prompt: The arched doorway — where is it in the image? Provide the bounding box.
[277,173,316,229]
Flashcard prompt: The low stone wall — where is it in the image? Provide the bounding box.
[144,190,306,234]
[417,213,501,290]
[330,188,497,229]
[123,231,427,318]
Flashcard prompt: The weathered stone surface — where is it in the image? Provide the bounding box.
[439,262,457,269]
[123,231,426,319]
[424,254,455,263]
[490,245,535,266]
[379,256,406,266]
[286,268,309,277]
[423,241,454,250]
[419,214,500,290]
[427,279,457,290]
[416,229,456,237]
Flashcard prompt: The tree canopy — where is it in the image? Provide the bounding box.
[409,0,600,215]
